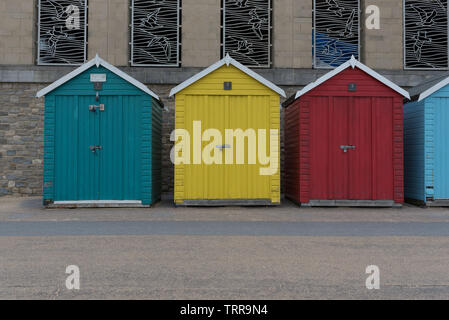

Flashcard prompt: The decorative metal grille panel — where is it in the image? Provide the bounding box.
[313,0,360,68]
[38,0,87,65]
[222,0,271,68]
[404,0,448,70]
[131,0,181,66]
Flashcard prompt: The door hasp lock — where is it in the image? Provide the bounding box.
[216,144,231,151]
[89,104,105,112]
[89,145,102,153]
[340,145,356,153]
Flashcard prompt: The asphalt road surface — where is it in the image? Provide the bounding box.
[1,197,449,299]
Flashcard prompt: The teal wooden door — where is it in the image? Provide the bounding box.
[54,95,99,201]
[78,95,100,200]
[54,95,142,201]
[98,96,142,200]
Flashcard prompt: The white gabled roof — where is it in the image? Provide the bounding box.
[417,76,449,102]
[295,56,410,100]
[169,54,286,97]
[36,54,160,101]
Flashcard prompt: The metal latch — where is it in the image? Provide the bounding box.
[89,104,105,112]
[340,145,356,153]
[89,145,102,153]
[216,144,231,151]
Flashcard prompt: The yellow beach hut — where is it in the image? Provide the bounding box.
[169,54,286,206]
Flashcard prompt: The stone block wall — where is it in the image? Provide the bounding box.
[0,83,44,196]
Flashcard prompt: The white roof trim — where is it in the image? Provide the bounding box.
[295,56,410,100]
[169,54,286,97]
[418,77,449,102]
[36,54,160,101]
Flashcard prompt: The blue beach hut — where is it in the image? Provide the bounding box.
[404,74,449,206]
[36,55,163,207]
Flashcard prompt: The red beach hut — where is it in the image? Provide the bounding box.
[283,57,410,207]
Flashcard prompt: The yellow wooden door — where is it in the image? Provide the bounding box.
[184,95,272,200]
[185,95,226,199]
[226,96,271,199]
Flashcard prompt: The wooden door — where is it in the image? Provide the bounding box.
[310,96,390,201]
[329,96,350,199]
[348,97,373,199]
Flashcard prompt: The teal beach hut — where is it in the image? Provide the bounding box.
[404,74,449,206]
[37,55,163,207]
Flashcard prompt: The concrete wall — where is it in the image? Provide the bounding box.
[0,0,406,69]
[362,0,403,70]
[273,0,313,68]
[0,0,35,65]
[181,0,221,67]
[88,0,129,66]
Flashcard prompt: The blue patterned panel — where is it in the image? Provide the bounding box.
[314,0,359,68]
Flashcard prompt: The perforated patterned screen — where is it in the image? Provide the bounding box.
[222,0,271,68]
[131,0,181,66]
[313,0,360,69]
[404,0,448,70]
[38,0,87,65]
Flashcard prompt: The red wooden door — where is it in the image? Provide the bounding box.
[348,97,373,199]
[331,97,376,200]
[303,67,401,204]
[330,97,350,199]
[310,96,389,201]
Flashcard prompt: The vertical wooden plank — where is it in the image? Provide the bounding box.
[299,98,311,204]
[271,94,281,203]
[174,95,186,203]
[43,95,56,204]
[393,96,404,203]
[425,98,436,202]
[141,95,152,205]
[372,97,394,200]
